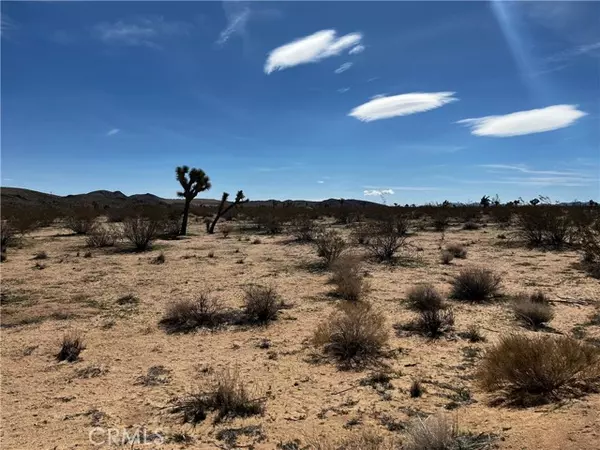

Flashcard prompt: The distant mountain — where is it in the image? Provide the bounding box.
[0,187,383,210]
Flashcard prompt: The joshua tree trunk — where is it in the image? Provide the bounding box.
[208,191,248,234]
[180,199,191,236]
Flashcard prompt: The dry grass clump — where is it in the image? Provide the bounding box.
[330,254,369,301]
[414,309,455,338]
[450,268,501,302]
[313,302,388,368]
[151,251,166,264]
[403,414,494,450]
[460,325,486,343]
[56,334,85,362]
[406,284,445,312]
[32,250,48,260]
[160,294,231,333]
[305,429,396,450]
[410,379,424,398]
[512,295,554,329]
[243,286,283,324]
[477,334,600,405]
[445,243,467,259]
[314,229,347,266]
[171,369,264,424]
[440,250,454,265]
[86,225,119,248]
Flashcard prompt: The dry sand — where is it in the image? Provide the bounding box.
[1,220,599,449]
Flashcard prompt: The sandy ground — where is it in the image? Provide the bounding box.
[1,219,599,449]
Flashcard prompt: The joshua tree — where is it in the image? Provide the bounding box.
[480,195,491,208]
[207,190,249,234]
[176,166,211,236]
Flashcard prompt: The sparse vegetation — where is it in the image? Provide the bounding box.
[477,334,600,405]
[410,379,424,398]
[312,302,388,368]
[512,295,554,329]
[176,165,211,236]
[314,229,347,267]
[330,254,368,301]
[160,294,230,333]
[406,284,445,312]
[403,414,494,450]
[243,286,283,324]
[122,215,161,251]
[86,225,119,248]
[445,243,467,259]
[365,221,408,262]
[64,209,98,235]
[450,268,501,302]
[440,250,454,265]
[151,251,166,264]
[56,334,85,362]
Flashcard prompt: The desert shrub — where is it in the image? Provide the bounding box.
[32,250,48,260]
[172,369,264,424]
[86,225,119,248]
[581,219,600,278]
[312,302,388,368]
[56,334,85,362]
[410,379,424,398]
[445,243,467,259]
[403,414,493,450]
[314,229,347,266]
[1,220,16,260]
[406,284,445,312]
[160,294,229,333]
[440,250,454,264]
[220,223,233,238]
[151,251,166,264]
[64,209,98,235]
[305,429,396,450]
[461,325,485,343]
[477,334,600,404]
[512,296,554,329]
[515,207,573,249]
[463,221,480,230]
[256,215,283,235]
[413,308,455,338]
[530,290,550,304]
[122,215,161,251]
[366,222,408,262]
[243,286,282,324]
[160,217,181,239]
[290,216,316,242]
[432,212,450,232]
[350,222,373,245]
[330,255,368,301]
[450,268,501,302]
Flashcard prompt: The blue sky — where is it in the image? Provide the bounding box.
[1,1,599,204]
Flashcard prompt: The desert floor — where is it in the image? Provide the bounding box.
[1,219,599,449]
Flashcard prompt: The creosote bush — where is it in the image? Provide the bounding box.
[477,334,600,405]
[86,225,119,248]
[172,369,264,424]
[366,222,408,262]
[243,286,282,324]
[512,295,554,329]
[445,243,467,259]
[330,254,368,301]
[56,334,85,362]
[450,268,501,302]
[314,229,347,267]
[122,216,161,251]
[160,294,230,333]
[312,302,388,368]
[406,284,445,312]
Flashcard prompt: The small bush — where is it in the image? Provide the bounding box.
[330,255,368,301]
[161,295,229,333]
[290,216,316,242]
[450,268,501,302]
[251,238,261,245]
[86,226,119,248]
[122,216,160,251]
[440,250,454,265]
[477,334,600,405]
[461,325,485,343]
[512,296,554,329]
[171,369,264,424]
[463,221,480,230]
[151,252,166,265]
[432,213,450,232]
[410,379,424,398]
[1,220,16,261]
[530,290,550,304]
[221,223,233,238]
[445,243,467,259]
[406,284,445,312]
[366,222,408,262]
[56,334,85,362]
[314,230,347,267]
[243,286,282,324]
[581,220,600,278]
[32,251,48,260]
[414,308,455,338]
[403,414,491,450]
[64,209,98,235]
[312,302,388,368]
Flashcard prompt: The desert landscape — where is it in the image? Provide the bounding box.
[1,187,599,449]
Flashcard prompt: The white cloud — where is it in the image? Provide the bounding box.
[364,189,394,196]
[458,105,587,137]
[337,87,350,94]
[264,29,362,74]
[476,163,597,187]
[479,164,582,176]
[317,180,325,184]
[107,128,120,136]
[365,186,439,191]
[349,92,458,122]
[334,62,353,74]
[349,44,365,55]
[93,16,190,48]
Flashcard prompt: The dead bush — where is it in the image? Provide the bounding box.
[366,222,408,262]
[445,243,467,259]
[86,225,119,248]
[56,334,85,362]
[312,302,388,368]
[515,207,573,249]
[406,284,445,312]
[314,229,347,266]
[160,294,230,333]
[171,369,264,424]
[122,216,161,251]
[477,334,600,405]
[450,268,501,302]
[512,296,554,329]
[243,286,282,324]
[330,255,368,301]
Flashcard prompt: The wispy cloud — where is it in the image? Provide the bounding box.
[92,16,191,48]
[477,163,597,187]
[216,1,250,46]
[334,62,353,74]
[317,180,325,184]
[337,87,350,94]
[349,92,458,122]
[364,189,394,196]
[264,29,362,74]
[458,105,587,137]
[364,186,439,191]
[106,128,120,136]
[349,44,365,55]
[1,13,18,38]
[478,164,582,176]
